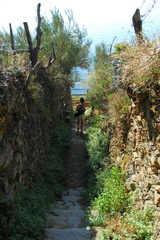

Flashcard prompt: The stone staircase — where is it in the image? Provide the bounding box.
[44,187,96,240]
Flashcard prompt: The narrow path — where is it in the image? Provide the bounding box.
[44,120,98,240]
[64,120,88,189]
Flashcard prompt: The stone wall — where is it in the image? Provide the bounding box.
[0,68,71,203]
[125,84,160,211]
[110,82,160,213]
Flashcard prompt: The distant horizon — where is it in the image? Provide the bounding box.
[0,0,160,36]
[1,0,160,55]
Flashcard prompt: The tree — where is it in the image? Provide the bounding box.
[0,7,92,83]
[40,9,92,82]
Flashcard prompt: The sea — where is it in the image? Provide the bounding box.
[71,20,160,96]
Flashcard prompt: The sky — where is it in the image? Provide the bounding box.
[0,0,160,29]
[0,0,160,47]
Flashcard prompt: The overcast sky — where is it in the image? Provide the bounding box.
[0,0,160,31]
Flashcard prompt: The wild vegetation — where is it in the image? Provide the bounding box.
[0,4,159,240]
[0,122,71,240]
[84,116,157,239]
[84,40,158,239]
[113,41,160,88]
[0,7,92,90]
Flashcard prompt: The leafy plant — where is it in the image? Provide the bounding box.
[101,205,156,240]
[40,9,92,79]
[89,167,129,226]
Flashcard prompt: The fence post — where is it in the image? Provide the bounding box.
[132,8,143,43]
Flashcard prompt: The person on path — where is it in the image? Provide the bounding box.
[76,97,87,133]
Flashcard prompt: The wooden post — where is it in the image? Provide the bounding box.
[9,23,15,50]
[132,8,143,43]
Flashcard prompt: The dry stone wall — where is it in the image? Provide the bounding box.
[110,82,160,214]
[125,84,160,211]
[0,68,71,203]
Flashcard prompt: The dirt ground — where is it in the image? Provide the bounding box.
[64,119,88,189]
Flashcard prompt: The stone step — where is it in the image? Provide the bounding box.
[68,205,82,211]
[61,195,82,203]
[51,209,85,218]
[51,202,81,212]
[44,228,96,240]
[54,201,83,210]
[46,215,84,228]
[63,188,84,196]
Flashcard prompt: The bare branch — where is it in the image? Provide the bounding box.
[23,4,43,67]
[9,23,15,50]
[23,22,33,53]
[36,3,43,51]
[24,62,41,92]
[43,43,57,69]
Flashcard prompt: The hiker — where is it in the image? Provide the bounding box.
[75,97,87,133]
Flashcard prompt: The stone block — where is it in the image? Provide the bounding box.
[154,186,160,207]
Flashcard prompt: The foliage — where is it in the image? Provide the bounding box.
[83,116,111,203]
[88,166,129,226]
[101,205,156,240]
[0,26,30,65]
[0,7,92,86]
[40,9,92,80]
[108,90,132,122]
[87,42,113,111]
[28,82,44,101]
[0,122,70,240]
[114,43,160,88]
[86,121,109,170]
[84,117,156,239]
[114,42,130,53]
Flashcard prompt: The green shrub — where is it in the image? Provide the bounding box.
[83,117,111,203]
[124,205,156,240]
[89,167,129,226]
[86,117,110,170]
[101,205,156,240]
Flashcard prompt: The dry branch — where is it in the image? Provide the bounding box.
[23,3,42,67]
[1,3,56,93]
[23,22,33,53]
[9,23,15,50]
[24,62,41,92]
[43,43,56,69]
[36,3,43,52]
